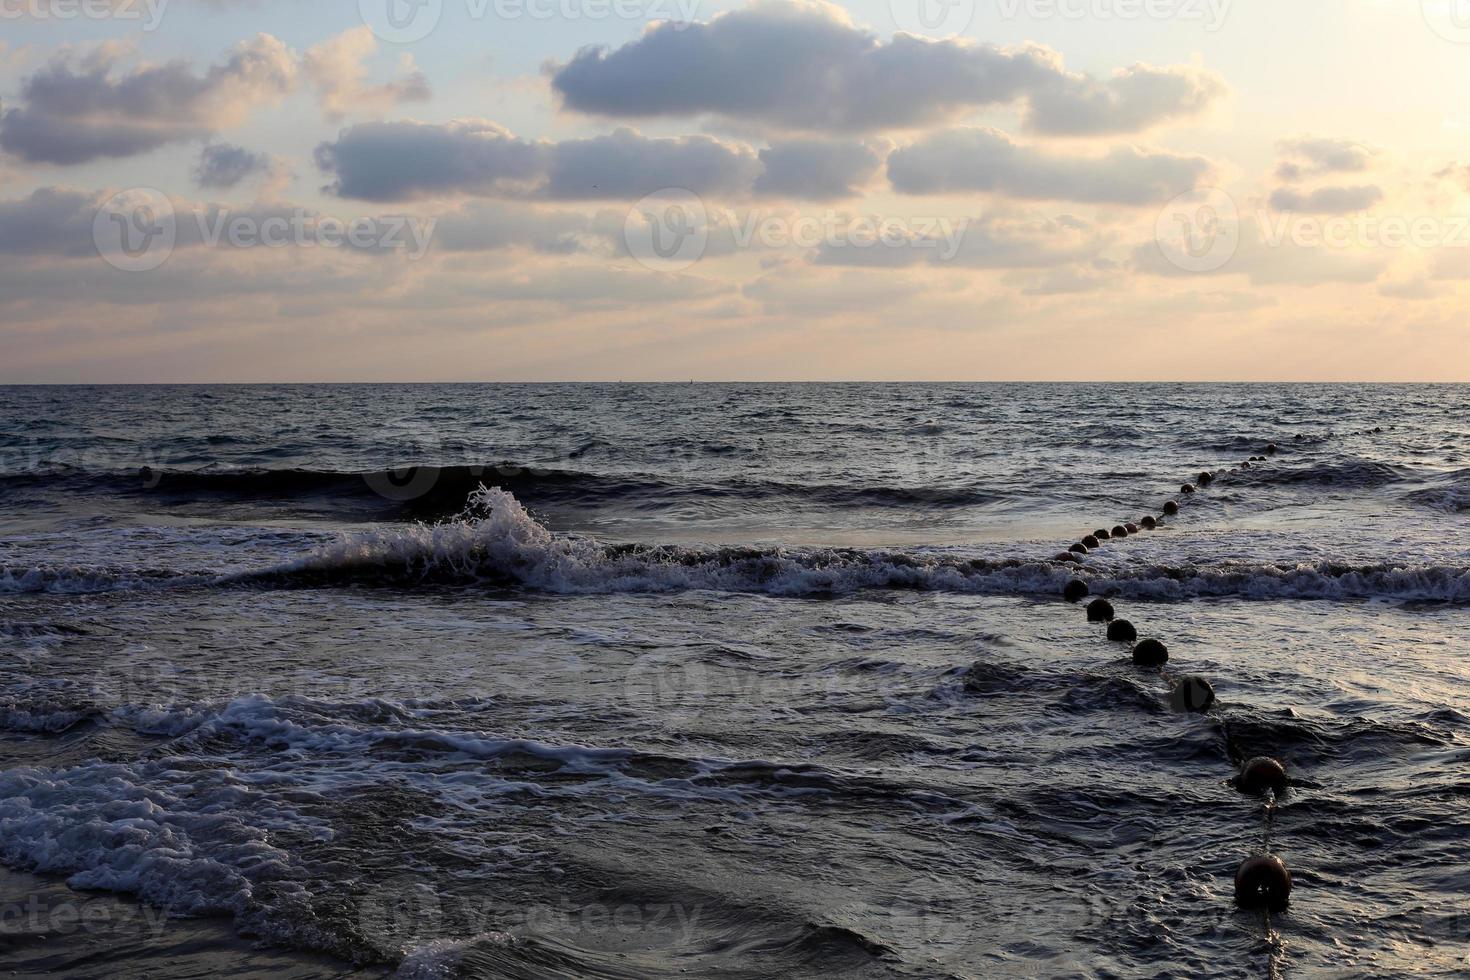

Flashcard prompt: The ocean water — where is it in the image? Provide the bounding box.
[0,382,1467,978]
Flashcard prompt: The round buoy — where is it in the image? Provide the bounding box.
[1064,579,1090,603]
[1083,534,1100,549]
[1107,619,1138,642]
[1112,525,1129,539]
[1198,472,1214,487]
[1241,461,1252,469]
[1056,552,1080,564]
[1125,523,1140,534]
[1162,501,1180,516]
[1170,676,1215,712]
[1132,639,1169,667]
[1181,484,1196,495]
[1069,542,1090,555]
[1140,516,1157,530]
[1086,599,1115,623]
[1235,855,1292,912]
[1238,757,1288,796]
[1266,444,1279,456]
[1094,528,1112,541]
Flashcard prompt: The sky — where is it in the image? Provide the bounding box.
[2,0,1470,382]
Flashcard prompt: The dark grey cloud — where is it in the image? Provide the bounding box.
[1269,185,1383,214]
[548,1,1223,135]
[316,121,761,201]
[0,36,296,165]
[0,187,100,256]
[887,127,1211,205]
[1275,137,1375,181]
[193,143,278,189]
[753,139,883,199]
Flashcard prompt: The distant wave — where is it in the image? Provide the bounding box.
[0,463,1003,516]
[233,488,1470,603]
[1402,468,1470,514]
[1226,459,1414,488]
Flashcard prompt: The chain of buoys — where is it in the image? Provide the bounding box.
[1055,438,1312,934]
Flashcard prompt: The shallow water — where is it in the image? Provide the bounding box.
[0,383,1466,977]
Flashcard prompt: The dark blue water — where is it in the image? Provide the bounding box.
[0,383,1466,977]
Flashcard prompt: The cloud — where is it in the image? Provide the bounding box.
[1136,216,1389,286]
[1275,137,1375,181]
[547,0,1222,135]
[0,187,103,256]
[887,127,1212,204]
[1268,185,1383,214]
[753,139,884,199]
[303,26,431,120]
[0,35,297,165]
[316,120,763,202]
[193,142,289,191]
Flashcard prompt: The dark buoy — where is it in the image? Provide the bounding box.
[1235,855,1292,912]
[1107,619,1138,642]
[1086,598,1115,623]
[1197,472,1214,487]
[1181,484,1196,494]
[1241,461,1252,469]
[1069,542,1090,555]
[1170,676,1215,712]
[1056,553,1081,564]
[1238,757,1288,796]
[1094,528,1112,541]
[1083,534,1100,549]
[1162,501,1180,516]
[1266,443,1279,456]
[1132,639,1169,667]
[1111,525,1129,539]
[1125,522,1140,534]
[1140,515,1157,530]
[1063,579,1090,603]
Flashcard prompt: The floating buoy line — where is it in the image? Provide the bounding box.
[1049,428,1389,951]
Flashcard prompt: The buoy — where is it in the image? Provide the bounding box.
[1266,444,1279,456]
[1064,580,1090,603]
[1070,543,1090,555]
[1125,523,1140,534]
[1140,516,1157,530]
[1235,854,1292,912]
[1162,501,1180,516]
[1056,552,1081,564]
[1086,599,1115,623]
[1094,528,1112,541]
[1083,534,1100,549]
[1170,676,1215,712]
[1107,619,1138,642]
[1112,525,1129,539]
[1181,484,1196,494]
[1238,757,1288,796]
[1241,462,1252,469]
[1197,472,1214,487]
[1132,639,1169,667]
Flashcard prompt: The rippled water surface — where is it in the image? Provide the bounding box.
[0,383,1466,978]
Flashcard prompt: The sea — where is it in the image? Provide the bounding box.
[0,382,1466,978]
